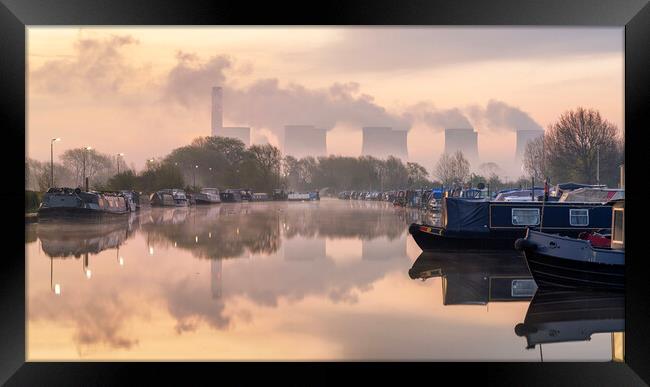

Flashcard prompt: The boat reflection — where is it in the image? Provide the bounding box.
[37,214,137,258]
[514,290,624,349]
[409,251,536,305]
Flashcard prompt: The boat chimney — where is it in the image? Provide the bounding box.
[619,164,624,189]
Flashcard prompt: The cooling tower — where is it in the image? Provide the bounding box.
[283,237,326,261]
[515,129,544,160]
[284,125,327,158]
[361,234,407,260]
[444,128,478,162]
[361,127,408,160]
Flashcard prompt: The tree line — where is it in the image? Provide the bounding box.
[25,107,623,194]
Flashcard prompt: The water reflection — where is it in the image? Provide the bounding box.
[409,251,536,305]
[26,199,614,360]
[37,215,138,258]
[514,290,624,349]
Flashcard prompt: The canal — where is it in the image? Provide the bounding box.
[25,198,620,360]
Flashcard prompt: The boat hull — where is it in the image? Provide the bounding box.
[38,206,129,220]
[521,248,624,290]
[515,229,624,291]
[408,223,517,250]
[194,198,221,205]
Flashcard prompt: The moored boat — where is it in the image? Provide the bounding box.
[193,188,222,204]
[220,189,242,202]
[150,189,190,207]
[38,187,130,220]
[409,197,613,251]
[514,198,624,290]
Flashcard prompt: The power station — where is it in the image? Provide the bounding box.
[284,125,327,158]
[211,86,251,146]
[515,129,544,160]
[444,128,478,163]
[361,127,408,160]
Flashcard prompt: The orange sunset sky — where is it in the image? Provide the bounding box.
[26,27,624,179]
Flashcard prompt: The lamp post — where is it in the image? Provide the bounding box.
[82,146,92,190]
[116,153,125,174]
[50,138,61,188]
[194,165,199,189]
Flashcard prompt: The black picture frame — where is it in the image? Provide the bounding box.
[2,0,649,385]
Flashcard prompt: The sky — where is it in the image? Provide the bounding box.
[26,27,624,179]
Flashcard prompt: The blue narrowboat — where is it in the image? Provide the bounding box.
[409,197,612,250]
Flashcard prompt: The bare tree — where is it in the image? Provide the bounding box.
[61,148,114,187]
[522,136,547,181]
[434,150,470,187]
[544,107,622,185]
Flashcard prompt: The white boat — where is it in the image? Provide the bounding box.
[193,188,221,204]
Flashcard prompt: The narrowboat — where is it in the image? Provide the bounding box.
[38,187,130,220]
[409,197,613,251]
[118,190,139,211]
[409,250,536,305]
[288,192,310,201]
[514,289,624,349]
[272,189,288,201]
[514,199,624,290]
[150,189,189,207]
[193,188,222,204]
[220,189,242,203]
[252,192,270,201]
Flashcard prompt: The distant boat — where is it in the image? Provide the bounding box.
[409,197,613,251]
[150,189,189,207]
[220,189,242,203]
[252,192,270,201]
[514,289,624,349]
[193,188,222,204]
[38,187,130,219]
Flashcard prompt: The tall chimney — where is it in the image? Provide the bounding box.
[211,87,223,136]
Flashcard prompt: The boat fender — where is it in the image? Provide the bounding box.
[514,238,537,252]
[514,323,538,337]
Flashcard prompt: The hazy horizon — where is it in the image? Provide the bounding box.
[27,26,624,180]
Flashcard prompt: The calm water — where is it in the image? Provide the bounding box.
[26,199,620,360]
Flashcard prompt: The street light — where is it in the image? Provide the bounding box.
[50,138,61,188]
[82,146,92,191]
[194,164,198,189]
[116,153,125,174]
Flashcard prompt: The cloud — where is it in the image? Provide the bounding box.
[467,99,543,131]
[29,291,139,353]
[311,27,623,73]
[161,51,232,107]
[30,34,142,95]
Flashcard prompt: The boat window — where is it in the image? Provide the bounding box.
[569,209,589,226]
[511,280,537,297]
[612,208,624,243]
[512,208,540,226]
